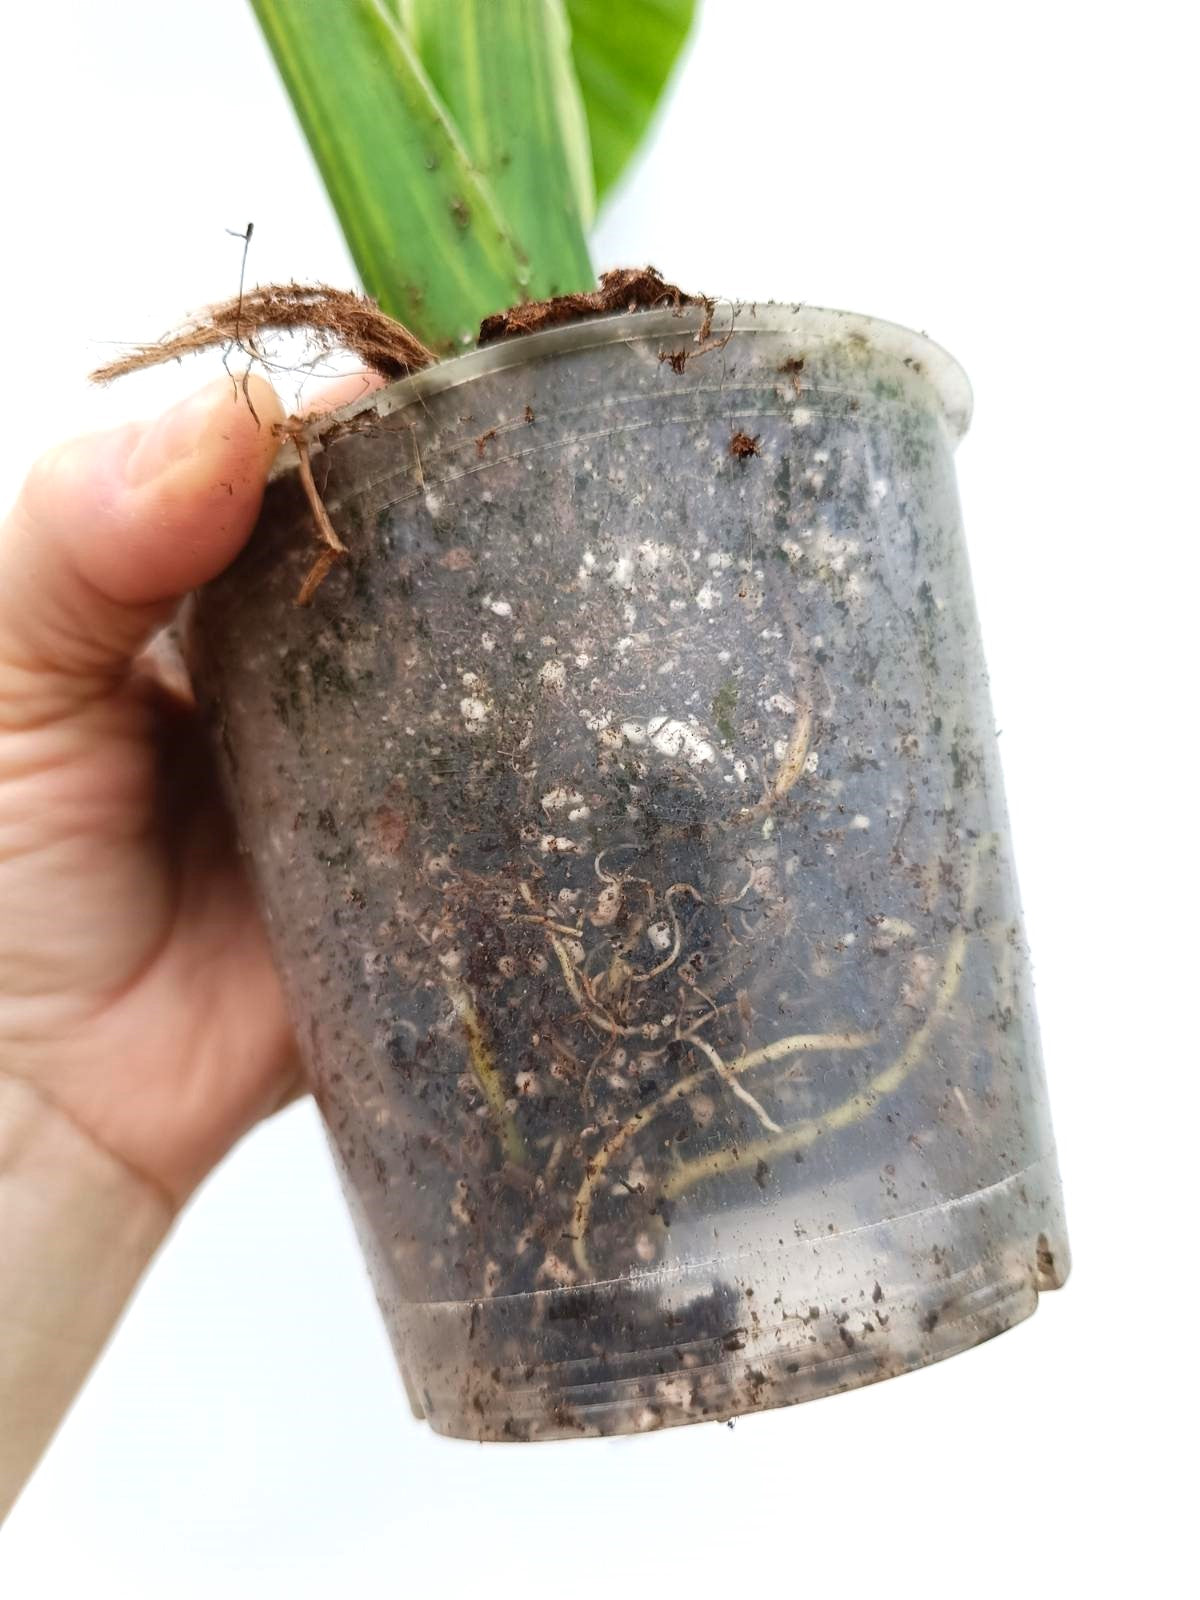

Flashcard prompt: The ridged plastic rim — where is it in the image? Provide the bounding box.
[321,301,973,448]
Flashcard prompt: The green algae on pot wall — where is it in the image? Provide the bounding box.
[186,304,1069,1440]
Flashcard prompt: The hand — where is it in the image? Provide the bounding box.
[0,374,298,1211]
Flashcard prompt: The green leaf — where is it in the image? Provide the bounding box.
[565,0,696,203]
[399,0,595,300]
[250,0,530,350]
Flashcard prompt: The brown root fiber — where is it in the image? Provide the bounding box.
[289,430,349,607]
[89,271,700,605]
[89,282,436,384]
[477,267,698,344]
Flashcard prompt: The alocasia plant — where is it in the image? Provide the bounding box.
[249,0,696,349]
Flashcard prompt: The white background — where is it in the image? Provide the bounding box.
[1,0,1195,1592]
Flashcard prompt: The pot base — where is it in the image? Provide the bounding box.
[380,1158,1067,1440]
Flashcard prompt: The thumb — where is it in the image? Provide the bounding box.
[0,374,283,729]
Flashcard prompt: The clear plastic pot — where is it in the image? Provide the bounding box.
[187,304,1069,1439]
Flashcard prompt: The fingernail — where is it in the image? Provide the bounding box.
[124,380,231,487]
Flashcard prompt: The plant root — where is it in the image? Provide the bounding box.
[290,429,349,606]
[689,1036,781,1134]
[570,1025,877,1274]
[659,839,989,1203]
[627,883,699,983]
[740,698,813,821]
[447,978,527,1167]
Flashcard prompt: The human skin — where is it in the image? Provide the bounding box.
[0,372,373,1515]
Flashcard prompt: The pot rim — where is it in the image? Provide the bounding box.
[302,300,973,460]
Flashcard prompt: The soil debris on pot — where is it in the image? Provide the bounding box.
[477,266,698,344]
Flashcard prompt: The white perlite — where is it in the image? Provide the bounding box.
[646,716,716,766]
